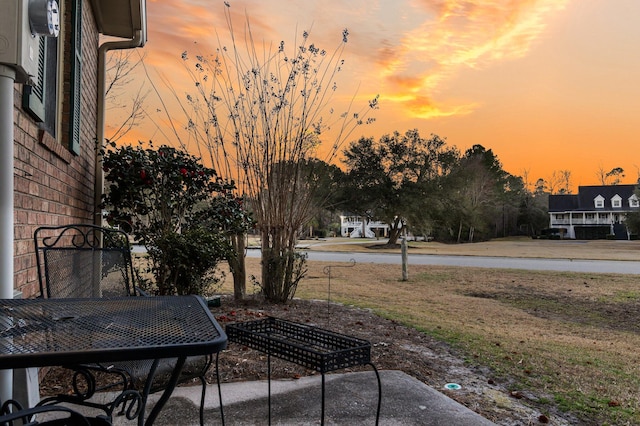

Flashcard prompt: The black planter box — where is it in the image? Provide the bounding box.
[226,317,371,373]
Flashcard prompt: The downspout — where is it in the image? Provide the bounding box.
[94,4,147,226]
[0,64,16,405]
[0,66,15,299]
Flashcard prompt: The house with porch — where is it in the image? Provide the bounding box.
[548,184,640,239]
[339,214,389,238]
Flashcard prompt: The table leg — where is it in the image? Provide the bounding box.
[321,373,325,425]
[136,359,159,426]
[322,365,381,426]
[267,352,271,426]
[368,363,381,426]
[215,353,225,426]
[143,357,186,426]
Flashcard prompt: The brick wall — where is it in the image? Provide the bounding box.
[13,0,100,298]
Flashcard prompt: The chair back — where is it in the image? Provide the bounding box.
[34,224,138,298]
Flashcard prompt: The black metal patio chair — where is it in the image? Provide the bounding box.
[1,397,102,425]
[33,224,221,425]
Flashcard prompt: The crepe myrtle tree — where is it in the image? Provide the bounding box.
[171,4,378,302]
[100,141,251,296]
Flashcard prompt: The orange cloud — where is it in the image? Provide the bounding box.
[385,75,424,92]
[404,94,477,119]
[378,0,570,118]
[137,1,570,128]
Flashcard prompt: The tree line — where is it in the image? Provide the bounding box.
[304,129,550,244]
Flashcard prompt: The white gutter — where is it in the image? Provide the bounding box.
[0,64,16,406]
[94,2,147,226]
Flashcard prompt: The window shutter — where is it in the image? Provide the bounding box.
[69,0,83,155]
[22,35,58,137]
[22,37,46,123]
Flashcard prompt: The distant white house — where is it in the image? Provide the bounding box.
[548,184,639,239]
[339,215,389,238]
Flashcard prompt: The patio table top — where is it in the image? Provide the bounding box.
[0,295,227,369]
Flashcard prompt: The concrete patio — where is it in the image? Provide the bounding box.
[102,369,496,425]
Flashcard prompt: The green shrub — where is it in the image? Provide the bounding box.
[101,141,251,295]
[149,227,230,295]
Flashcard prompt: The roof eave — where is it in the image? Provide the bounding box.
[90,0,146,40]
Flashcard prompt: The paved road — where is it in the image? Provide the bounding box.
[246,248,640,274]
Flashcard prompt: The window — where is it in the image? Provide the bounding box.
[22,0,82,155]
[594,195,605,209]
[630,195,639,208]
[612,195,622,208]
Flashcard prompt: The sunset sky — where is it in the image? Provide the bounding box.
[110,0,640,191]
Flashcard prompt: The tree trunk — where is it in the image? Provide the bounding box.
[228,233,246,300]
[386,217,404,245]
[388,228,399,245]
[387,227,399,245]
[260,226,305,303]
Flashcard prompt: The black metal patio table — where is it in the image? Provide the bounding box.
[0,295,227,425]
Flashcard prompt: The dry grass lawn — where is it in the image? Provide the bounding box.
[220,237,640,424]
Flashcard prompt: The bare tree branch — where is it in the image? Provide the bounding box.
[105,50,149,142]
